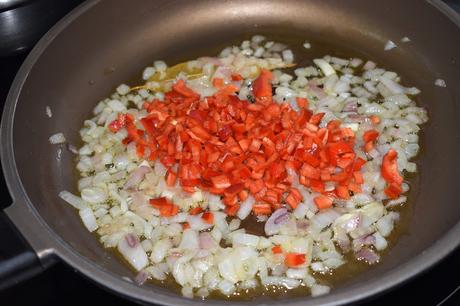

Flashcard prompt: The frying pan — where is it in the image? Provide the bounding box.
[1,0,459,305]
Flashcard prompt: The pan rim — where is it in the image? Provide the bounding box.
[1,0,459,305]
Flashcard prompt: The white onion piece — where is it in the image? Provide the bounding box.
[59,190,86,210]
[217,279,236,296]
[181,286,194,299]
[124,166,152,190]
[376,212,399,237]
[213,66,232,80]
[313,59,336,76]
[311,284,331,297]
[218,257,238,283]
[434,78,447,87]
[353,235,376,251]
[386,196,407,208]
[282,49,294,63]
[379,76,405,94]
[81,187,107,204]
[142,67,155,80]
[116,84,130,95]
[134,270,149,285]
[355,247,380,264]
[400,36,411,43]
[373,232,388,251]
[107,99,126,112]
[49,132,66,144]
[311,262,326,272]
[342,100,358,112]
[363,61,376,70]
[334,213,361,233]
[117,233,148,271]
[179,229,199,250]
[67,143,79,154]
[199,57,223,66]
[199,232,217,249]
[265,208,289,236]
[307,82,326,99]
[146,265,167,281]
[151,239,172,263]
[350,58,363,67]
[187,215,213,231]
[261,276,300,289]
[45,106,53,118]
[130,192,155,220]
[384,40,397,51]
[237,196,254,220]
[286,268,307,279]
[312,209,340,230]
[293,203,309,219]
[79,207,98,232]
[232,233,260,247]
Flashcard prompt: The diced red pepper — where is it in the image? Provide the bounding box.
[149,197,168,209]
[115,77,374,221]
[165,169,177,187]
[327,141,354,167]
[284,253,306,267]
[108,113,127,133]
[272,245,283,254]
[381,149,403,185]
[363,129,379,142]
[201,211,214,224]
[252,69,273,104]
[189,206,203,215]
[314,195,333,210]
[211,175,231,189]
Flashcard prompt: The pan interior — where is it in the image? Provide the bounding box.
[9,0,460,302]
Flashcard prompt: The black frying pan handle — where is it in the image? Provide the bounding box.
[0,210,44,290]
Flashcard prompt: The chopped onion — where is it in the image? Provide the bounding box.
[237,196,254,220]
[124,166,151,190]
[265,208,289,236]
[282,49,294,63]
[79,207,98,232]
[59,190,86,210]
[261,276,300,289]
[355,247,380,264]
[232,233,260,247]
[313,59,336,76]
[151,239,172,263]
[81,187,107,204]
[179,229,199,250]
[286,268,307,279]
[400,36,411,43]
[49,132,66,144]
[217,279,236,296]
[311,209,340,230]
[384,40,397,51]
[134,270,149,285]
[434,78,447,87]
[118,233,149,271]
[199,232,217,249]
[45,106,53,118]
[311,284,331,297]
[379,76,405,94]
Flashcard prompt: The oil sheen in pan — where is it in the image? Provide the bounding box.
[88,33,423,300]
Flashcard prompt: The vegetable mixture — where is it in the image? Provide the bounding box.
[59,36,428,299]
